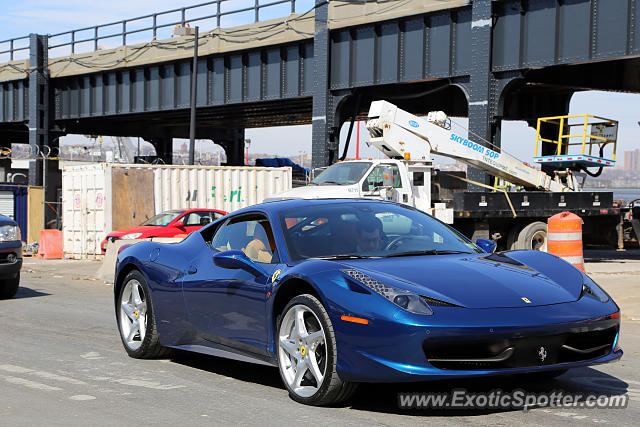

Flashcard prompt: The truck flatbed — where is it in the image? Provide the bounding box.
[453,191,618,219]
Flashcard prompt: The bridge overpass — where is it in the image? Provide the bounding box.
[1,0,640,222]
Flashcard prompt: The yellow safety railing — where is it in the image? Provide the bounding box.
[493,176,523,192]
[534,114,618,160]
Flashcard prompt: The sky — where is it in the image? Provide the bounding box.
[1,0,639,166]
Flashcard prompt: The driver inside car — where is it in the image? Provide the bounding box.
[354,216,385,252]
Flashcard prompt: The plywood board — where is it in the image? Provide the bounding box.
[27,187,44,244]
[111,168,155,231]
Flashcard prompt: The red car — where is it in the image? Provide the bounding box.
[101,209,227,253]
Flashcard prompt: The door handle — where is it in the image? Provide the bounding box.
[187,265,198,275]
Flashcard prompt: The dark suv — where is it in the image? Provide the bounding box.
[0,214,22,299]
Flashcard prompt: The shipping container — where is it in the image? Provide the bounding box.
[0,184,28,242]
[62,164,292,258]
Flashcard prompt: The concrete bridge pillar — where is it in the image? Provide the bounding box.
[311,0,334,169]
[466,0,495,189]
[215,129,245,166]
[28,34,62,228]
[146,137,173,164]
[27,34,49,188]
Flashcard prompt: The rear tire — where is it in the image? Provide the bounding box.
[0,273,19,299]
[277,294,357,406]
[116,270,170,359]
[515,221,547,251]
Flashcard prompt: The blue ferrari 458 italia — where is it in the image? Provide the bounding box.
[114,199,622,405]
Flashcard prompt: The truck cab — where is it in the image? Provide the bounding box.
[273,158,447,220]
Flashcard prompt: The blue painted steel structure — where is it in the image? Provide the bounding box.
[113,199,622,390]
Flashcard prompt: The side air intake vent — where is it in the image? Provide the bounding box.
[421,296,462,307]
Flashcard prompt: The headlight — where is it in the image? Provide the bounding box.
[342,269,433,315]
[0,225,20,242]
[581,276,609,303]
[121,232,143,240]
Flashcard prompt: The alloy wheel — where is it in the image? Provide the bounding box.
[119,279,147,350]
[278,304,328,398]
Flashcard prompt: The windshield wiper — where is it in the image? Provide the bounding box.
[317,180,348,185]
[386,250,472,258]
[311,254,381,260]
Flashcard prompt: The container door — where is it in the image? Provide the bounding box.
[0,191,14,219]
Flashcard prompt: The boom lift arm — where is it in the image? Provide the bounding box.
[366,101,572,192]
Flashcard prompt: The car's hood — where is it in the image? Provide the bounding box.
[107,226,160,238]
[271,184,360,200]
[340,250,584,309]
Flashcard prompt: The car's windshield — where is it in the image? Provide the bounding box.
[140,211,184,226]
[279,202,482,261]
[311,162,372,185]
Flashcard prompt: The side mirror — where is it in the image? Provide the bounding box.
[361,181,380,195]
[476,238,497,253]
[175,221,185,228]
[213,250,267,277]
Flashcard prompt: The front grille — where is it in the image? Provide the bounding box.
[423,326,618,370]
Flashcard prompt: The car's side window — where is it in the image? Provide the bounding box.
[198,211,213,226]
[364,164,402,190]
[211,215,279,264]
[184,211,218,226]
[183,212,199,226]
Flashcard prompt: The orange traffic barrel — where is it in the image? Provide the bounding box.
[37,229,63,259]
[547,212,584,271]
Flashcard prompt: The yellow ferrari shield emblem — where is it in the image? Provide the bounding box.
[521,297,532,304]
[300,346,306,356]
[271,269,281,283]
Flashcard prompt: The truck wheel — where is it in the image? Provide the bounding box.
[515,221,547,251]
[506,225,522,250]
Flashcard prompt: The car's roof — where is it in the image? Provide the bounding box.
[234,198,403,216]
[165,208,225,213]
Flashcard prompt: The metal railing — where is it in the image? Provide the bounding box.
[1,0,309,62]
[0,36,30,61]
[534,114,618,161]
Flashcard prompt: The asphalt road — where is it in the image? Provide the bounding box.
[0,259,638,426]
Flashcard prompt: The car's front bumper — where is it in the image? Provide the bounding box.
[330,298,622,382]
[102,236,121,253]
[0,240,22,279]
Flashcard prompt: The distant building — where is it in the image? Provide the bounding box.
[624,149,640,172]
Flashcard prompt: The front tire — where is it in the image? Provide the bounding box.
[116,270,169,358]
[277,294,357,405]
[0,273,19,299]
